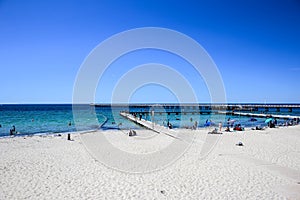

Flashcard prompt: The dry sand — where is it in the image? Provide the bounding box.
[0,126,300,199]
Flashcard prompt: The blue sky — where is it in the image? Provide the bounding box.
[0,0,299,103]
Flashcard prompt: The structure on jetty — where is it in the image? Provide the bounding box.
[217,111,299,120]
[93,103,300,114]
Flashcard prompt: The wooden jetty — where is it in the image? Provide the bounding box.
[120,112,192,141]
[119,112,184,140]
[119,112,167,133]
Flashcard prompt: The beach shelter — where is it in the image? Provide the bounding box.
[204,121,211,126]
[265,118,273,123]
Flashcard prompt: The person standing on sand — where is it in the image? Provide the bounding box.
[10,125,16,135]
[219,122,222,132]
[194,121,198,130]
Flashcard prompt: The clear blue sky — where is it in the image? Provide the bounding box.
[0,0,299,103]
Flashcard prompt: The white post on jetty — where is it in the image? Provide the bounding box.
[238,105,242,121]
[151,109,155,130]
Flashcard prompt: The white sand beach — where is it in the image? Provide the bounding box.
[0,126,300,199]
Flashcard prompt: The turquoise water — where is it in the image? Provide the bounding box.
[0,104,298,137]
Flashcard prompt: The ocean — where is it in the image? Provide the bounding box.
[0,104,299,137]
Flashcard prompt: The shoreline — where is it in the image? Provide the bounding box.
[1,121,299,139]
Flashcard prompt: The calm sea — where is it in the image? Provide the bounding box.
[0,104,299,137]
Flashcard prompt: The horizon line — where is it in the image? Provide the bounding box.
[1,102,300,105]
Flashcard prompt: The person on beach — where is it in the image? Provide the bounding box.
[227,118,234,128]
[193,121,198,130]
[128,129,136,136]
[268,120,275,128]
[219,122,222,132]
[285,120,290,127]
[233,124,243,131]
[10,125,16,135]
[167,120,173,129]
[227,118,230,125]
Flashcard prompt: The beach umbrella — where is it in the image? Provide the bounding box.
[265,118,273,123]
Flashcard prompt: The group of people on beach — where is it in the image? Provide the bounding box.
[219,118,247,132]
[129,111,298,132]
[225,118,244,132]
[285,118,300,126]
[267,116,299,128]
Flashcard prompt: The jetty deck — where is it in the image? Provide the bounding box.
[119,112,168,133]
[119,112,183,140]
[127,111,212,115]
